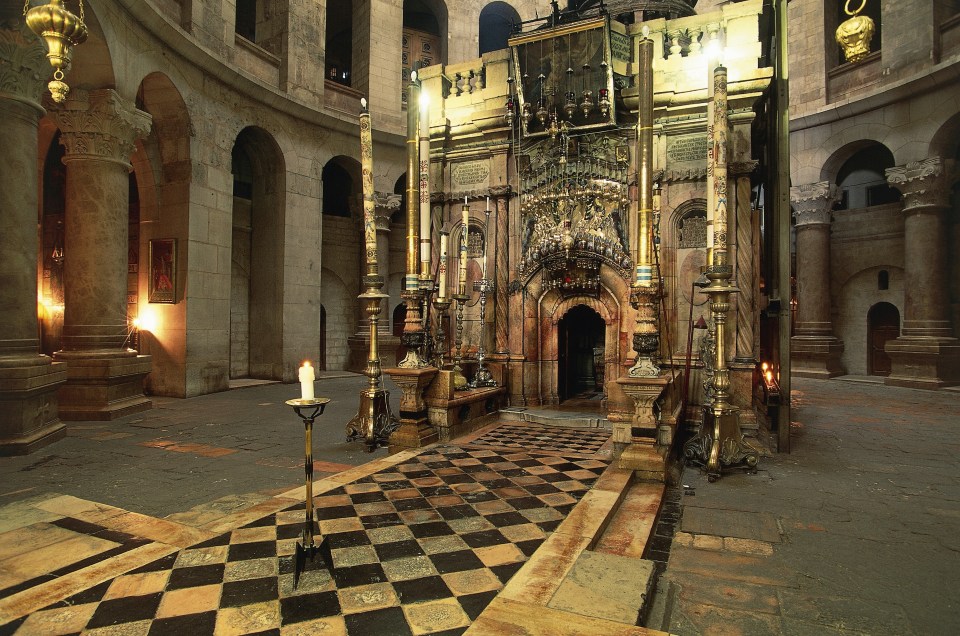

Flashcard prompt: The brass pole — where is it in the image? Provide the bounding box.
[635,33,653,287]
[345,98,398,450]
[399,77,427,368]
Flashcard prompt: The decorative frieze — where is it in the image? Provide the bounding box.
[53,89,151,167]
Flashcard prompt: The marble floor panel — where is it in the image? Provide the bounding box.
[0,422,651,635]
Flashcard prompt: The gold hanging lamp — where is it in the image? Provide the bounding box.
[23,0,88,103]
[836,0,875,64]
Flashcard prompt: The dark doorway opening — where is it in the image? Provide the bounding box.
[867,302,899,376]
[558,305,605,402]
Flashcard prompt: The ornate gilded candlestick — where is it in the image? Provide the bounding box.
[346,98,399,451]
[682,66,758,481]
[451,292,469,390]
[285,397,332,588]
[471,277,497,387]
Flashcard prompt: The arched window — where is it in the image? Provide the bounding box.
[479,2,521,56]
[325,0,353,86]
[322,162,354,217]
[878,270,889,290]
[835,145,899,210]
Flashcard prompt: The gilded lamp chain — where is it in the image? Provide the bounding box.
[836,0,875,64]
[23,0,88,103]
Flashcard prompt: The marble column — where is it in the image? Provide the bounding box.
[0,15,68,454]
[490,186,510,370]
[51,89,154,420]
[790,182,845,378]
[729,161,759,434]
[884,157,960,388]
[347,193,401,371]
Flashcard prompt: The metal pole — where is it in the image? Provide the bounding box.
[775,0,792,453]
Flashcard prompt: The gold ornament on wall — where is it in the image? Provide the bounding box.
[23,0,88,102]
[836,0,875,64]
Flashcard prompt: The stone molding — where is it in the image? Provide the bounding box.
[53,89,152,167]
[790,181,837,226]
[885,156,949,210]
[728,160,758,177]
[0,18,48,110]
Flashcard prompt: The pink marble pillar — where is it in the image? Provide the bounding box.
[52,89,154,419]
[0,16,68,454]
[884,157,960,388]
[790,182,844,378]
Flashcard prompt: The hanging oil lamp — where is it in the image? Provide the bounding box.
[598,88,611,118]
[24,0,88,103]
[836,0,875,63]
[580,62,593,118]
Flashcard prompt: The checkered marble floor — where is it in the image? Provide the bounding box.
[2,424,611,635]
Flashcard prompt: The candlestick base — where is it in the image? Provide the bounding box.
[346,387,400,452]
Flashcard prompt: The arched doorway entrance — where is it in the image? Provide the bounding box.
[868,302,899,376]
[558,305,605,402]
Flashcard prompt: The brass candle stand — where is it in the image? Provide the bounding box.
[285,397,332,588]
[470,277,497,388]
[451,292,469,389]
[432,296,452,369]
[682,261,759,481]
[346,274,400,451]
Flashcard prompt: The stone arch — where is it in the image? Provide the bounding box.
[321,268,354,370]
[479,2,521,56]
[837,265,904,375]
[404,0,448,68]
[532,264,628,405]
[231,126,286,380]
[928,111,960,161]
[133,72,192,395]
[322,155,361,217]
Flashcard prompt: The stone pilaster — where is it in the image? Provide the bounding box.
[883,157,960,388]
[0,16,68,453]
[51,89,154,420]
[790,181,844,378]
[491,186,511,356]
[348,193,401,371]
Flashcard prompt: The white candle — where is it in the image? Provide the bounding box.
[483,197,490,279]
[438,232,449,299]
[298,361,315,400]
[459,203,469,295]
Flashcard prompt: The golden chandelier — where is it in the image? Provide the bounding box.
[23,0,88,102]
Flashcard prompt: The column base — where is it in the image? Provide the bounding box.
[729,361,759,437]
[884,337,960,390]
[0,358,68,455]
[385,366,439,451]
[54,353,152,421]
[791,335,845,378]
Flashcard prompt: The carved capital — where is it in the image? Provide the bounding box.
[0,17,48,109]
[791,181,837,226]
[885,157,950,211]
[488,184,512,197]
[53,89,152,167]
[374,192,401,230]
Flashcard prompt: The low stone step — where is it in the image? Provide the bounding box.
[498,407,610,429]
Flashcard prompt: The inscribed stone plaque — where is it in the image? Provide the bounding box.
[452,160,490,190]
[667,134,708,166]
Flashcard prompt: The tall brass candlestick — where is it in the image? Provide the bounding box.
[682,65,758,480]
[628,30,661,378]
[399,75,427,368]
[419,87,432,283]
[346,98,399,451]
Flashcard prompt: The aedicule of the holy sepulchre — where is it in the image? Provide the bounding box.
[342,0,776,484]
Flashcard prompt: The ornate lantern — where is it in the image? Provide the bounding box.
[23,0,88,102]
[836,0,875,64]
